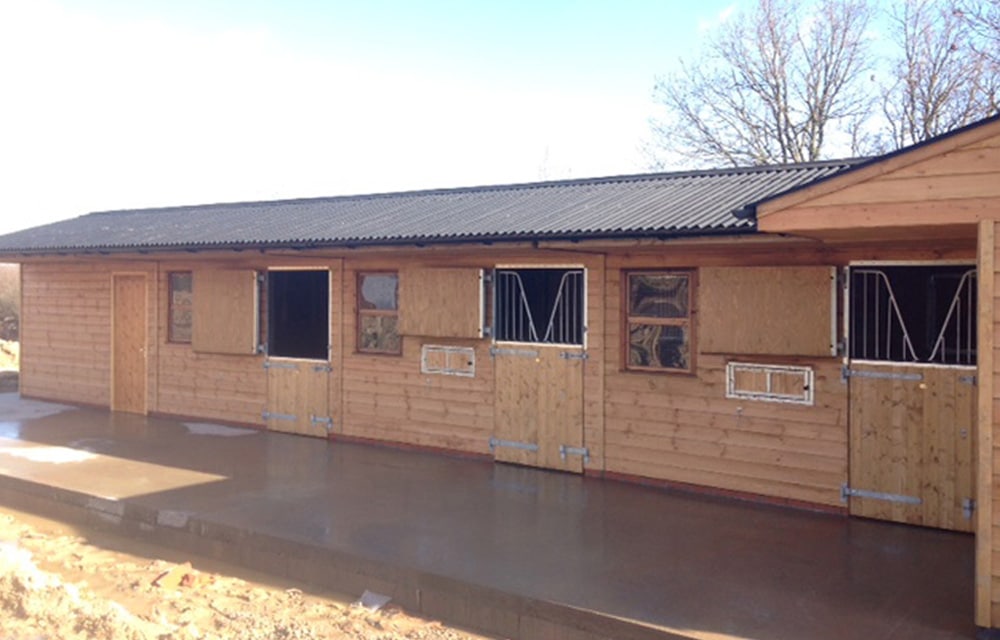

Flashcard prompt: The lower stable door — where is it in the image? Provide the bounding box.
[493,344,585,472]
[847,362,976,532]
[264,358,331,437]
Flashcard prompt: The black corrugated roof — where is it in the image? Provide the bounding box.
[0,159,861,255]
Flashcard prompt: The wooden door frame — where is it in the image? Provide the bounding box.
[110,272,148,414]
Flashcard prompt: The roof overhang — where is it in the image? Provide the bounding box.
[752,114,1000,243]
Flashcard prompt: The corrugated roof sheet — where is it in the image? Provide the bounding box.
[0,159,862,255]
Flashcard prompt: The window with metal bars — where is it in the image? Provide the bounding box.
[849,266,976,365]
[493,268,584,345]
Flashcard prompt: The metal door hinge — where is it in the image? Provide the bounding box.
[263,361,298,370]
[488,437,539,453]
[559,352,588,360]
[959,375,977,386]
[310,415,333,431]
[841,484,922,505]
[313,364,332,373]
[841,367,922,382]
[262,411,296,422]
[490,347,539,359]
[559,445,590,463]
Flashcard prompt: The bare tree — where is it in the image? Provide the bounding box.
[648,0,875,168]
[953,0,1000,66]
[881,0,998,149]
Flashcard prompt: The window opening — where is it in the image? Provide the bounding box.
[357,272,400,354]
[494,268,584,345]
[267,270,329,360]
[167,271,192,343]
[625,271,693,372]
[849,265,975,364]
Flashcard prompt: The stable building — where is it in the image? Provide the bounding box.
[2,113,999,632]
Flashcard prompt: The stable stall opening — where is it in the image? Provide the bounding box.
[494,268,584,345]
[267,270,329,360]
[849,265,976,364]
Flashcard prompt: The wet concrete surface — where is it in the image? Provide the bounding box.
[0,393,977,639]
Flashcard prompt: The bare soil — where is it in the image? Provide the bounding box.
[0,507,495,640]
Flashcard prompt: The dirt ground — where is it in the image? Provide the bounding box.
[0,508,494,640]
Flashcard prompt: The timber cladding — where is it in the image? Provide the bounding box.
[13,242,977,514]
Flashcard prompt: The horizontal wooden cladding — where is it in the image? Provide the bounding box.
[759,128,1000,235]
[699,266,835,356]
[20,263,114,405]
[341,340,495,454]
[602,351,847,507]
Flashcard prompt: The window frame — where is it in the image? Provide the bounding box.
[623,269,696,374]
[167,271,193,344]
[357,271,401,355]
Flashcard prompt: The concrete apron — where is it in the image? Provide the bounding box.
[0,394,977,640]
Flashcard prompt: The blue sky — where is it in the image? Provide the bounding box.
[0,0,737,233]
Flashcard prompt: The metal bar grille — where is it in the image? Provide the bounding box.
[851,269,918,362]
[494,269,584,345]
[928,269,977,365]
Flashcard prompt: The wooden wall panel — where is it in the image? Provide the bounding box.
[759,128,1000,235]
[192,269,258,355]
[399,268,483,338]
[605,253,849,508]
[699,266,835,356]
[342,257,496,454]
[20,262,114,406]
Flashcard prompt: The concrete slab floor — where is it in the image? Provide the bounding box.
[0,393,977,639]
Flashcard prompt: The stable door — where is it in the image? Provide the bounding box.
[845,265,976,532]
[112,274,147,414]
[491,268,587,472]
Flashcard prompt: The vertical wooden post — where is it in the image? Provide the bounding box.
[976,219,995,628]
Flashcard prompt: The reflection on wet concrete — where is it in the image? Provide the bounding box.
[0,392,978,640]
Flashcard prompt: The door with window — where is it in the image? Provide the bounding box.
[845,265,976,532]
[264,269,331,437]
[491,268,586,473]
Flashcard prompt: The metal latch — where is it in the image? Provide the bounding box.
[559,445,590,463]
[841,484,922,505]
[959,375,977,386]
[963,498,976,520]
[313,364,332,373]
[559,352,589,360]
[488,437,539,453]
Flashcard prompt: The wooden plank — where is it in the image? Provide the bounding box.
[699,266,835,356]
[398,268,483,338]
[978,219,996,627]
[192,269,258,355]
[112,274,147,414]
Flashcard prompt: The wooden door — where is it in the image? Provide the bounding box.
[112,274,147,414]
[848,363,976,532]
[493,345,585,472]
[265,359,330,437]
